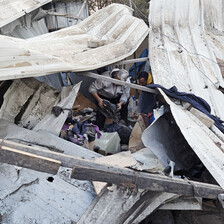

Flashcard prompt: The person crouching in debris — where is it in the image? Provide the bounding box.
[89,68,130,129]
[138,71,157,125]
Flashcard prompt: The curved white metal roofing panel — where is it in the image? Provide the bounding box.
[160,90,224,189]
[0,4,149,81]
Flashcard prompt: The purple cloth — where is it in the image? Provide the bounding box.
[88,123,101,139]
[62,124,70,131]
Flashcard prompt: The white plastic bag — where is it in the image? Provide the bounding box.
[94,132,121,154]
[128,95,138,122]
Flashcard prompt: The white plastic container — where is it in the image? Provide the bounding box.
[94,132,121,154]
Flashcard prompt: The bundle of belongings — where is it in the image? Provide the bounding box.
[98,99,119,122]
[60,108,101,148]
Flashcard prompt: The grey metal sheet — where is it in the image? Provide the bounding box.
[0,78,60,129]
[160,91,224,189]
[46,2,88,30]
[77,186,176,224]
[0,164,95,224]
[33,82,81,136]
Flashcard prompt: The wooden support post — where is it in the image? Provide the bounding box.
[71,162,224,199]
[0,145,61,175]
[72,0,87,25]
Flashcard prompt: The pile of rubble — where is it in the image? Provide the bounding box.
[0,1,224,224]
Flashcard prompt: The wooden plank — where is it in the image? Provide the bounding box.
[2,139,224,199]
[1,139,90,169]
[190,107,214,128]
[79,72,159,94]
[0,146,61,175]
[71,162,224,199]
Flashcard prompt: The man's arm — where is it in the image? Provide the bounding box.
[118,78,131,109]
[92,92,104,108]
[89,79,105,108]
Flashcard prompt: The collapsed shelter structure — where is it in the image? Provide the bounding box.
[0,0,224,223]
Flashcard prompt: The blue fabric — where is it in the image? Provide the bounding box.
[148,113,155,126]
[72,120,88,135]
[138,91,157,114]
[129,49,149,77]
[147,84,224,133]
[104,122,123,132]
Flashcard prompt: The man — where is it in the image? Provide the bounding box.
[137,71,156,123]
[138,71,153,86]
[89,68,130,129]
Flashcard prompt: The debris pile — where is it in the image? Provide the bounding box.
[0,1,224,224]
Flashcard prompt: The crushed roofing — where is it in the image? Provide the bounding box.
[148,0,224,189]
[0,4,149,81]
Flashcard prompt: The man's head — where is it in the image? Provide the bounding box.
[138,71,149,86]
[111,69,129,83]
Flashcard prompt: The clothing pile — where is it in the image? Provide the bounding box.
[60,108,101,147]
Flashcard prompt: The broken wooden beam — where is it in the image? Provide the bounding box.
[0,145,61,175]
[1,139,224,199]
[1,139,90,169]
[71,162,224,199]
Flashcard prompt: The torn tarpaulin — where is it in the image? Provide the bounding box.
[146,84,224,134]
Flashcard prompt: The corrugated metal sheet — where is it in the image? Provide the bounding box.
[149,0,224,121]
[46,2,88,30]
[0,0,52,28]
[77,186,176,224]
[0,4,149,81]
[10,18,49,39]
[1,10,49,39]
[148,0,224,189]
[161,92,224,189]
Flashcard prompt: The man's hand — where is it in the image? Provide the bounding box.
[98,98,104,109]
[117,102,123,111]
